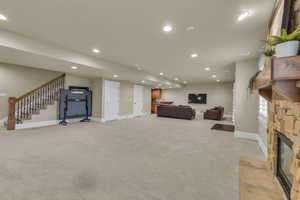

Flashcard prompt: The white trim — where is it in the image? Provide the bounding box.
[101,113,147,122]
[234,131,268,158]
[90,117,102,122]
[16,120,59,129]
[224,114,233,118]
[15,118,86,130]
[0,117,7,127]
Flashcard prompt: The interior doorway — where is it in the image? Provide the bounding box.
[133,85,144,116]
[103,80,120,121]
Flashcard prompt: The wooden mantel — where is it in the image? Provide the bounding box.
[255,55,300,102]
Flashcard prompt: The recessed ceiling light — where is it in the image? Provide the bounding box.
[0,14,7,21]
[186,26,196,31]
[238,10,252,21]
[169,86,173,89]
[240,51,251,56]
[204,67,211,71]
[71,66,78,70]
[166,82,171,85]
[183,81,188,84]
[92,48,100,53]
[217,80,220,82]
[190,53,198,58]
[141,80,145,83]
[174,77,179,81]
[176,84,180,88]
[159,72,164,76]
[158,84,162,86]
[113,74,119,78]
[212,74,217,78]
[163,25,173,32]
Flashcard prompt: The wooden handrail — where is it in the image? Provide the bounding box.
[7,73,66,130]
[16,74,65,101]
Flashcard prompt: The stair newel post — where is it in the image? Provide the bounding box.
[7,97,17,130]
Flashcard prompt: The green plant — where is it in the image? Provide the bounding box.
[263,46,275,57]
[266,28,300,46]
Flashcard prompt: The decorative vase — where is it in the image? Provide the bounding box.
[275,40,299,58]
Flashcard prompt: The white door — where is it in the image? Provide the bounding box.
[104,80,120,121]
[133,85,144,116]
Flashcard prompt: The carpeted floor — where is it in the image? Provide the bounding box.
[0,116,263,200]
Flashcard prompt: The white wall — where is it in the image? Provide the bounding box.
[161,82,233,114]
[234,58,259,133]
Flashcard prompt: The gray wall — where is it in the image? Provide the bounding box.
[234,58,259,133]
[0,63,62,119]
[161,82,233,114]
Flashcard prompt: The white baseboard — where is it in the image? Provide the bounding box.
[15,113,148,129]
[234,131,268,158]
[0,117,7,127]
[224,114,233,118]
[102,113,147,122]
[16,118,85,130]
[90,117,102,122]
[16,120,60,130]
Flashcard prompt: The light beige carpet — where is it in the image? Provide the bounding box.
[0,116,263,200]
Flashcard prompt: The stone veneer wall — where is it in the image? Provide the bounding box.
[268,93,300,199]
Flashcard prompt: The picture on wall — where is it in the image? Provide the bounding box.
[188,93,207,104]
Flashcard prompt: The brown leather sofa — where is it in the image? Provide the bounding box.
[157,105,195,120]
[203,106,224,120]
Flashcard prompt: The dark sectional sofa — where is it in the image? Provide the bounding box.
[157,105,195,120]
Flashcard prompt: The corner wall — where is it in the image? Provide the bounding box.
[234,58,259,133]
[0,63,62,119]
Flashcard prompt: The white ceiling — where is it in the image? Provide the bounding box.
[0,0,274,83]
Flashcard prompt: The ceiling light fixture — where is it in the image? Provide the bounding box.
[113,74,119,78]
[174,77,179,81]
[183,81,188,84]
[93,48,100,53]
[163,25,173,32]
[190,53,198,58]
[240,51,251,56]
[238,10,252,21]
[0,14,7,21]
[212,74,217,78]
[159,72,164,76]
[204,67,211,71]
[186,26,196,31]
[217,80,220,82]
[158,84,162,86]
[71,66,78,70]
[141,80,145,83]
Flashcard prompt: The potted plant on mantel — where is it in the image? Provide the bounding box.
[267,28,300,58]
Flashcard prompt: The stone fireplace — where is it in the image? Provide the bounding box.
[268,99,300,200]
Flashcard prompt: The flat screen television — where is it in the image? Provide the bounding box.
[188,94,207,104]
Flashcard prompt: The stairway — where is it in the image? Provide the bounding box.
[6,74,65,130]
